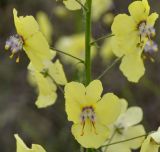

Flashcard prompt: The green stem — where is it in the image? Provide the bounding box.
[101,134,147,148]
[97,57,122,80]
[85,0,92,85]
[51,47,85,63]
[90,34,114,45]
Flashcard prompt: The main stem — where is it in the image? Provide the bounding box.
[85,0,92,85]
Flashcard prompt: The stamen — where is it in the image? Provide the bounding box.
[144,40,158,54]
[138,21,156,39]
[81,121,85,136]
[5,34,24,62]
[91,121,98,135]
[80,106,97,136]
[9,53,15,59]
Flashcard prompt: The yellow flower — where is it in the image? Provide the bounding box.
[63,0,86,10]
[65,80,121,148]
[56,33,96,64]
[15,134,46,152]
[104,99,145,152]
[36,11,53,44]
[92,0,113,21]
[140,127,160,152]
[5,9,53,71]
[28,59,67,108]
[111,0,159,82]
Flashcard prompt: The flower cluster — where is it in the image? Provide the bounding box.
[3,0,160,152]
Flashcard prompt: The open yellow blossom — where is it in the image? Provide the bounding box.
[140,127,160,152]
[92,0,113,21]
[63,0,86,10]
[56,33,96,64]
[111,0,159,82]
[5,9,53,71]
[36,11,53,44]
[28,60,67,108]
[15,134,46,152]
[104,99,145,152]
[65,80,121,148]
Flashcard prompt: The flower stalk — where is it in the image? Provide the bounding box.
[85,0,92,85]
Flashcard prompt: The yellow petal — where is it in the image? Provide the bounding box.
[29,69,57,108]
[14,134,47,152]
[125,125,146,149]
[24,32,53,71]
[119,98,128,114]
[86,80,103,103]
[128,0,150,23]
[140,136,159,152]
[35,92,57,108]
[14,134,32,152]
[106,143,131,152]
[36,11,53,44]
[13,8,39,40]
[119,107,143,127]
[111,32,139,57]
[71,121,109,148]
[147,13,159,26]
[65,81,86,104]
[65,82,86,123]
[32,144,46,152]
[150,128,160,144]
[120,51,145,83]
[48,59,67,85]
[96,93,121,125]
[112,14,135,36]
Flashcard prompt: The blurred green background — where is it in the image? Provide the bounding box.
[0,0,160,151]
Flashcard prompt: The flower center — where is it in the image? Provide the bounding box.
[5,34,24,63]
[80,106,97,136]
[138,21,155,39]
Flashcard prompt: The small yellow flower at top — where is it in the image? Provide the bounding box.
[63,0,86,10]
[65,80,121,148]
[5,9,53,71]
[36,11,53,44]
[14,134,46,152]
[140,127,160,152]
[104,99,145,152]
[28,59,67,108]
[111,0,159,82]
